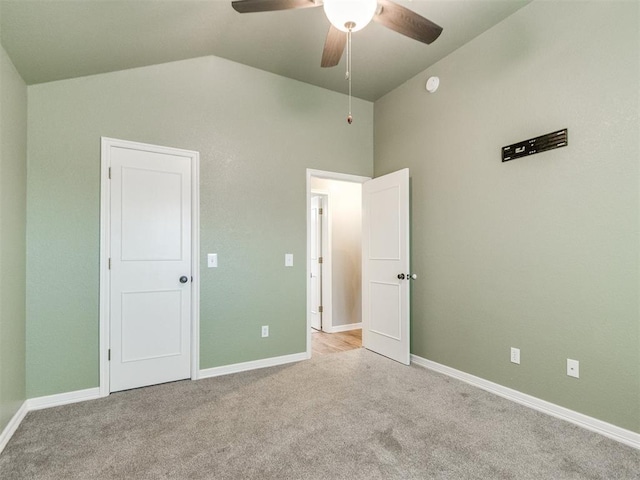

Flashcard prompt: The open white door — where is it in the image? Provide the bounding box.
[362,168,410,365]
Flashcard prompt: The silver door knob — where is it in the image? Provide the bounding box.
[179,276,189,284]
[397,273,405,280]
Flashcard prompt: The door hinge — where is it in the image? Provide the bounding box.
[318,306,323,313]
[108,349,111,361]
[318,256,323,264]
[108,258,111,269]
[319,208,323,215]
[108,167,111,179]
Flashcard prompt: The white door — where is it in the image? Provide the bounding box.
[109,145,192,392]
[310,195,323,331]
[362,168,410,365]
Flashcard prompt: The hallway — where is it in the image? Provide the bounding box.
[311,329,361,356]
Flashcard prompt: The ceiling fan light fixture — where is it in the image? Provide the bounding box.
[323,0,377,32]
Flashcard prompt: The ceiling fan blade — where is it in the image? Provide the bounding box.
[321,25,347,68]
[232,0,319,14]
[373,0,443,45]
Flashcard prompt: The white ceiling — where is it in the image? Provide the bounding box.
[0,0,531,101]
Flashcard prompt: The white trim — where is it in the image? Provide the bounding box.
[411,354,640,450]
[4,359,637,455]
[1,388,101,454]
[0,401,28,454]
[99,137,200,395]
[190,148,201,381]
[99,138,110,396]
[306,169,370,357]
[199,352,307,379]
[310,190,332,332]
[26,388,101,411]
[307,169,371,184]
[1,350,302,452]
[323,322,362,333]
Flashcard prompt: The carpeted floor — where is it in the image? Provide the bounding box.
[1,349,638,479]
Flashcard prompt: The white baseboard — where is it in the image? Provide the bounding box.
[2,352,308,454]
[26,387,101,411]
[199,352,307,379]
[4,355,636,455]
[2,353,307,452]
[0,388,101,454]
[323,322,362,333]
[411,354,640,450]
[0,401,28,454]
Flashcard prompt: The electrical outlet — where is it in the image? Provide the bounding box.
[261,325,269,338]
[567,358,579,378]
[510,347,520,364]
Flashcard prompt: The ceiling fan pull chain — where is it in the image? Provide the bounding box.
[346,26,353,125]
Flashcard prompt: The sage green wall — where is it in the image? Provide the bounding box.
[375,1,639,432]
[0,43,27,431]
[27,55,373,397]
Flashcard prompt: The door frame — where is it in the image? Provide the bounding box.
[99,137,200,396]
[306,169,370,358]
[310,190,329,331]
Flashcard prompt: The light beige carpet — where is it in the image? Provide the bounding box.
[1,349,638,479]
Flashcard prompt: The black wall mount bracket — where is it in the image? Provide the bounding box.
[502,129,568,162]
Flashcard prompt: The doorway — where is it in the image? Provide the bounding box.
[306,169,370,357]
[307,168,412,365]
[99,137,200,395]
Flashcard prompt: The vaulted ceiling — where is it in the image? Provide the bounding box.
[1,0,531,101]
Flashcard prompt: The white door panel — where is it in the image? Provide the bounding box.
[369,281,401,340]
[362,168,410,365]
[109,145,192,392]
[121,290,183,362]
[368,186,401,260]
[121,167,183,261]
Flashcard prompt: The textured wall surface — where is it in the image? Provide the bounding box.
[27,55,373,397]
[311,178,362,327]
[0,44,27,431]
[374,1,639,432]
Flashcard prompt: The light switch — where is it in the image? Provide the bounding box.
[207,253,218,268]
[285,253,294,267]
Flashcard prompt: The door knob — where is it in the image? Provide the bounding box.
[179,276,189,284]
[397,273,417,280]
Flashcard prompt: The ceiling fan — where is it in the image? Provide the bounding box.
[231,0,443,68]
[232,0,443,123]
